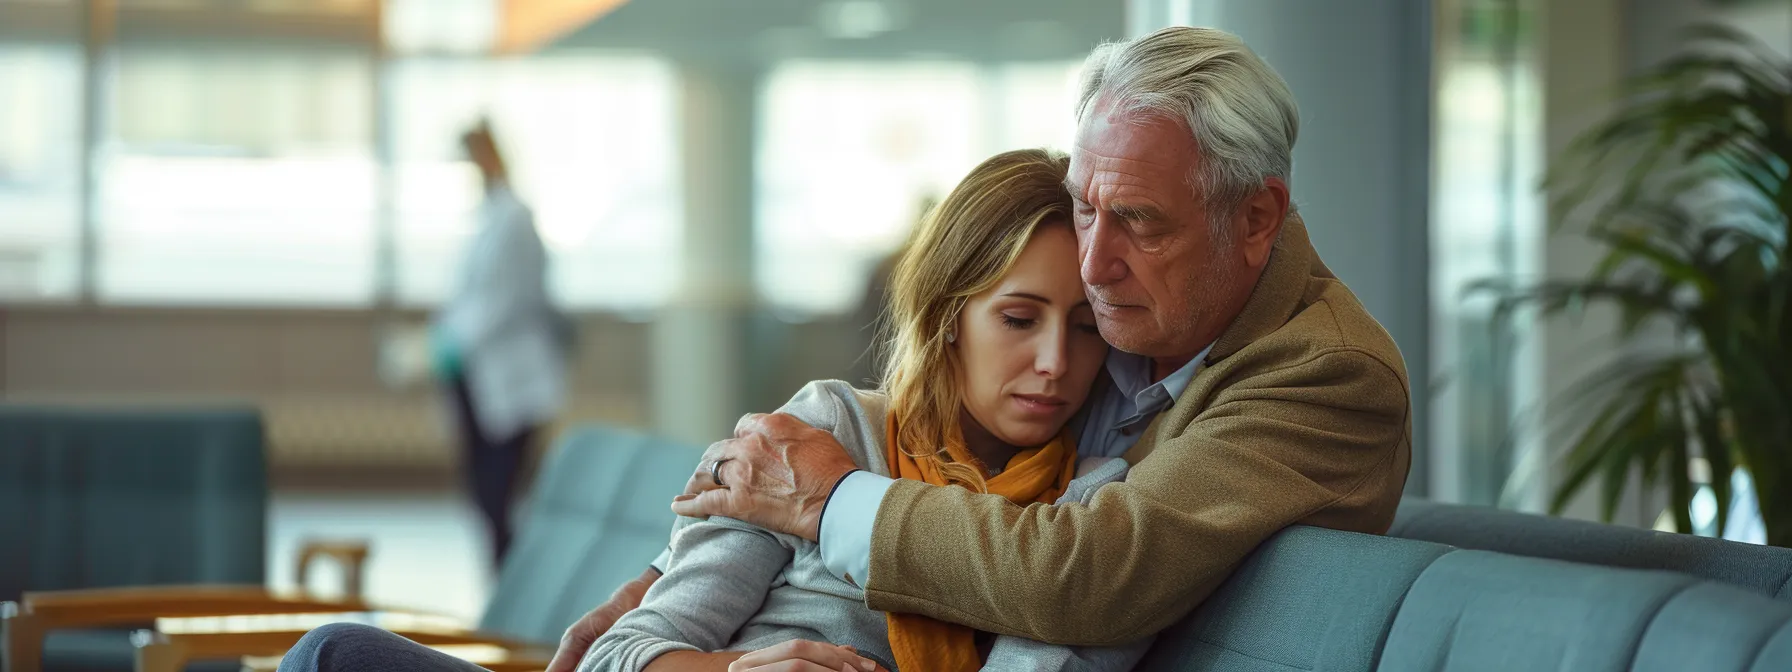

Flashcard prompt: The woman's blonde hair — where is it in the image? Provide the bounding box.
[877,148,1074,492]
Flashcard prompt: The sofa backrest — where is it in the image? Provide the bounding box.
[1138,526,1452,672]
[1390,498,1792,599]
[1750,620,1792,672]
[478,425,703,643]
[1379,549,1702,671]
[1143,526,1792,672]
[1632,582,1792,671]
[0,406,267,602]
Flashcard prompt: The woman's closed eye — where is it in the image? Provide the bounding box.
[1000,314,1036,330]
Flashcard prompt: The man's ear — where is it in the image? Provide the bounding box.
[1237,177,1289,268]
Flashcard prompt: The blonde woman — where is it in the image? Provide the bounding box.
[585,149,1149,672]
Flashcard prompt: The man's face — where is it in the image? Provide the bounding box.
[1067,103,1251,362]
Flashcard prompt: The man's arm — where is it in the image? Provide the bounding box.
[864,348,1409,646]
[976,457,1150,671]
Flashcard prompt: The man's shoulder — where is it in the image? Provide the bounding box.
[1228,275,1408,387]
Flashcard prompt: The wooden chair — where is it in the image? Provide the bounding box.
[139,611,549,672]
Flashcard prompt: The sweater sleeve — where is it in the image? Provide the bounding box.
[581,517,794,672]
[980,635,1153,672]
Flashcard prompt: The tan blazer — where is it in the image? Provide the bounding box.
[861,214,1412,646]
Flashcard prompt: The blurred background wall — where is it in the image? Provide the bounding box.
[3,0,1790,614]
[0,0,1117,485]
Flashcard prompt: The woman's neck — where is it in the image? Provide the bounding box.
[957,407,1020,474]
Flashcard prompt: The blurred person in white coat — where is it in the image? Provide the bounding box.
[433,120,572,567]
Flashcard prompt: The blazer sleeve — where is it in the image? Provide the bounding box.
[861,347,1409,646]
[978,459,1149,671]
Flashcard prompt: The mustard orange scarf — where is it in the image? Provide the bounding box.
[882,414,1078,672]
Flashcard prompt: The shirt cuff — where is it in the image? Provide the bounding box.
[819,470,893,587]
[650,547,671,574]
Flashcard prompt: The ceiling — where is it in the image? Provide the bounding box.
[0,0,1126,63]
[551,0,1126,64]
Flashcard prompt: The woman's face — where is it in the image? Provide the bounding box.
[954,223,1109,448]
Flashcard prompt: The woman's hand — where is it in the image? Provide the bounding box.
[727,640,886,672]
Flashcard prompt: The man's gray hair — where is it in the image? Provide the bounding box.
[1076,26,1299,230]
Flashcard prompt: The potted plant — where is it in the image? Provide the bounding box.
[1483,24,1791,545]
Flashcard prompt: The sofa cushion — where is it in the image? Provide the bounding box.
[1632,581,1792,672]
[1137,526,1453,672]
[1752,619,1792,672]
[477,425,704,643]
[1379,550,1698,672]
[1390,499,1792,598]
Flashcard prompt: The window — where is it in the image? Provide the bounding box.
[390,54,680,310]
[1428,0,1542,506]
[987,61,1082,154]
[0,17,83,300]
[98,46,379,305]
[755,60,1081,315]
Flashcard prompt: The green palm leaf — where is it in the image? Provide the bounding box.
[1485,23,1792,544]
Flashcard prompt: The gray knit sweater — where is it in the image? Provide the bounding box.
[580,380,1149,672]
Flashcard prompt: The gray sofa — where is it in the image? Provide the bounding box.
[1147,525,1792,671]
[528,427,1792,670]
[1391,497,1792,599]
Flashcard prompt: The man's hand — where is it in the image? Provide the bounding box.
[544,567,660,672]
[670,413,859,541]
[727,640,885,672]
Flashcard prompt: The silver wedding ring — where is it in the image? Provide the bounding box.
[711,458,733,488]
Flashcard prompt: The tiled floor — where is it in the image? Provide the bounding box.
[268,490,491,621]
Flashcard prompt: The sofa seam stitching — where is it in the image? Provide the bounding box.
[1185,637,1310,671]
[1618,579,1699,671]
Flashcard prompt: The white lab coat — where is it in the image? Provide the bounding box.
[435,184,569,443]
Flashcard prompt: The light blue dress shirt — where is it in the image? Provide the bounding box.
[818,343,1215,586]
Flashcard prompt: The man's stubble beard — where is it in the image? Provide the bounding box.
[1170,246,1237,357]
[1095,242,1238,359]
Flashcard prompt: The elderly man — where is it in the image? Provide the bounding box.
[279,26,1409,672]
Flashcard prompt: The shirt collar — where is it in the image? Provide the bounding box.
[1104,340,1216,414]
